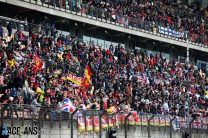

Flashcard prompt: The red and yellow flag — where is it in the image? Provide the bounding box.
[81,65,92,89]
[81,77,91,89]
[64,72,83,85]
[62,65,92,89]
[85,65,92,80]
[33,55,43,74]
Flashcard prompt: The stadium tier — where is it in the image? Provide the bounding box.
[0,0,208,138]
[0,15,207,116]
[0,0,208,51]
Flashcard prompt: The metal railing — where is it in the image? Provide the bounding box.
[0,104,208,138]
[19,0,208,48]
[0,15,120,50]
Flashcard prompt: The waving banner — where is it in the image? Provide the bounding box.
[62,72,83,85]
[77,113,208,133]
[62,65,92,89]
[158,26,184,38]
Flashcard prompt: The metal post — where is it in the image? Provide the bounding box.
[38,106,41,138]
[0,107,4,137]
[11,107,14,127]
[68,111,71,128]
[99,111,105,138]
[22,105,24,126]
[59,111,62,128]
[81,3,82,16]
[71,109,78,138]
[75,1,77,15]
[148,115,154,138]
[125,113,131,138]
[186,39,189,63]
[50,111,53,129]
[1,107,4,129]
[181,80,191,138]
[96,8,98,20]
[186,81,191,138]
[206,118,208,134]
[53,0,55,9]
[65,0,67,12]
[189,118,194,138]
[170,116,176,138]
[141,115,143,131]
[92,111,95,133]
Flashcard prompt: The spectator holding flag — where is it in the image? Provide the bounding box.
[1,15,208,119]
[60,97,76,113]
[32,54,43,74]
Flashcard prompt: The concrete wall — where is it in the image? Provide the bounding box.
[2,119,208,138]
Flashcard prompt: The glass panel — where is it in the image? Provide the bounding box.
[98,39,104,47]
[83,35,90,44]
[90,37,97,45]
[105,41,111,49]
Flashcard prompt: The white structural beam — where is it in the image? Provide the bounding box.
[1,0,208,52]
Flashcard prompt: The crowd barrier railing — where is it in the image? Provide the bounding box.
[19,0,208,48]
[0,104,208,137]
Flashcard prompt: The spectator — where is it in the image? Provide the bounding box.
[6,22,12,37]
[0,15,208,119]
[30,95,41,117]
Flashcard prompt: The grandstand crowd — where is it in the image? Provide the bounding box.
[39,0,208,43]
[0,0,208,118]
[0,17,208,118]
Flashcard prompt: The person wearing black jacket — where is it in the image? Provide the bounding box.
[108,128,116,138]
[7,22,12,37]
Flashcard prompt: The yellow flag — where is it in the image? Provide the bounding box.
[8,59,16,68]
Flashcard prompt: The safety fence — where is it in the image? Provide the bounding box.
[0,104,208,138]
[76,111,171,133]
[75,110,208,137]
[0,15,122,51]
[18,0,208,48]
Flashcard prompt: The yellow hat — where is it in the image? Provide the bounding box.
[36,87,42,94]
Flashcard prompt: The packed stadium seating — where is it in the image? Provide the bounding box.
[1,1,208,138]
[38,0,208,45]
[0,13,208,120]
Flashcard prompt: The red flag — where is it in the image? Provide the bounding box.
[81,65,92,89]
[33,55,43,74]
[81,77,91,89]
[85,65,92,80]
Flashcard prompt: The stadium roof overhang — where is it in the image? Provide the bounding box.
[1,0,208,53]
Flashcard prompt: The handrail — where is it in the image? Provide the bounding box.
[3,0,208,49]
[0,104,203,118]
[26,0,208,49]
[0,15,125,50]
[1,104,208,138]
